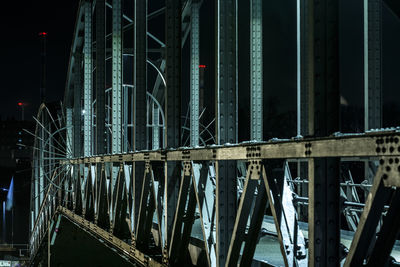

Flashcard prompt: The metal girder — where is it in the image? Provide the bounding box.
[296,0,309,218]
[134,0,148,151]
[307,0,340,138]
[134,0,149,250]
[366,189,400,266]
[309,158,340,267]
[250,0,263,141]
[136,164,154,249]
[34,159,39,221]
[265,161,307,266]
[96,0,106,155]
[83,166,95,221]
[225,168,257,266]
[39,118,45,206]
[299,0,310,136]
[165,0,182,150]
[66,109,73,159]
[190,2,200,147]
[73,53,82,158]
[152,105,160,149]
[216,0,238,265]
[165,0,182,246]
[306,0,341,266]
[364,0,382,131]
[344,160,395,266]
[83,1,92,157]
[112,0,123,154]
[239,178,268,266]
[110,0,123,226]
[66,133,400,164]
[169,163,192,263]
[96,164,110,229]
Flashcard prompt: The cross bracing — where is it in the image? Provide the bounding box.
[29,0,400,266]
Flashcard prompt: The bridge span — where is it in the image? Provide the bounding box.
[29,0,400,266]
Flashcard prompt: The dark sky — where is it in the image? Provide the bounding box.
[0,1,80,121]
[0,0,399,129]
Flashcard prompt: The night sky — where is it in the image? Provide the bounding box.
[0,0,399,128]
[0,1,80,121]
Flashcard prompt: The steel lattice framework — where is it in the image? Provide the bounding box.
[29,0,400,266]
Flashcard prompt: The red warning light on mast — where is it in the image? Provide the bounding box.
[39,32,47,37]
[199,65,206,69]
[18,102,23,106]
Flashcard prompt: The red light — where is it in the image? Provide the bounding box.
[18,102,23,106]
[199,65,206,69]
[39,32,47,37]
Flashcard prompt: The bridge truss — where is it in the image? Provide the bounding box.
[29,0,400,266]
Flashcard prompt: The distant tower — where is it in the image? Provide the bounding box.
[39,32,47,103]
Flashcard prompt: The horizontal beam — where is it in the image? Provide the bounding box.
[65,131,400,164]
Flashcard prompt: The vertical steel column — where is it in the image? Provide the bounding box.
[152,105,160,149]
[39,119,45,207]
[250,0,263,141]
[364,0,382,131]
[134,0,148,151]
[307,1,340,266]
[190,2,200,147]
[66,109,73,159]
[134,0,148,242]
[84,1,92,157]
[110,0,123,228]
[297,0,310,222]
[297,0,301,136]
[96,0,106,155]
[165,0,181,150]
[112,0,123,154]
[73,54,82,158]
[34,159,39,219]
[300,0,310,136]
[165,0,182,244]
[216,0,238,265]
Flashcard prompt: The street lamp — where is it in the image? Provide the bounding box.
[18,102,25,121]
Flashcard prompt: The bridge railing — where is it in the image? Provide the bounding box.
[30,131,400,266]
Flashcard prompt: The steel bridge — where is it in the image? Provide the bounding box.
[28,0,400,266]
